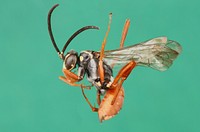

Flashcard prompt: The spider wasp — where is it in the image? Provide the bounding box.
[48,4,182,122]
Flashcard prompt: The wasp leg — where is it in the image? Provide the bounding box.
[97,90,101,106]
[59,76,79,86]
[62,69,79,81]
[59,76,91,89]
[61,69,92,89]
[120,19,130,48]
[110,61,136,105]
[110,19,131,69]
[81,87,98,112]
[99,13,112,83]
[111,78,125,105]
[112,61,136,87]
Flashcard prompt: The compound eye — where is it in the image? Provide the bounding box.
[64,54,77,70]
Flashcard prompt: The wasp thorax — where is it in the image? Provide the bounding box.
[63,51,78,70]
[79,51,93,66]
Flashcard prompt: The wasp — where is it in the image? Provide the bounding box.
[48,4,182,122]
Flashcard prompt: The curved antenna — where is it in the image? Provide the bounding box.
[48,4,99,59]
[48,4,62,58]
[62,26,99,54]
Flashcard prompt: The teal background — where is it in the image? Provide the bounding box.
[0,0,199,132]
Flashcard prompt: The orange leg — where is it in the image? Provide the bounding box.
[97,91,101,106]
[60,69,96,111]
[110,19,130,69]
[59,76,91,89]
[120,19,130,48]
[60,69,91,89]
[62,68,79,81]
[112,61,136,87]
[98,13,112,83]
[59,76,80,87]
[111,78,125,105]
[81,87,98,112]
[111,61,136,105]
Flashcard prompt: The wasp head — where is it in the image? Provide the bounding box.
[63,50,78,71]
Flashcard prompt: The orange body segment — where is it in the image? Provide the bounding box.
[98,87,124,122]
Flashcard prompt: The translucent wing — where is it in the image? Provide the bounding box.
[102,37,182,71]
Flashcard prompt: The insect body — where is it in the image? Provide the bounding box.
[77,50,113,94]
[48,4,182,122]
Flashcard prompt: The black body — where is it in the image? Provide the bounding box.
[77,50,113,95]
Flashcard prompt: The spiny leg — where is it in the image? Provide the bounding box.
[99,13,112,83]
[120,19,130,48]
[111,61,136,105]
[81,87,98,112]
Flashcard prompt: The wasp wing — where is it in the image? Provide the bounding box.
[102,37,182,71]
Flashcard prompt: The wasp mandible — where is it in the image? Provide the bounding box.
[48,4,182,122]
